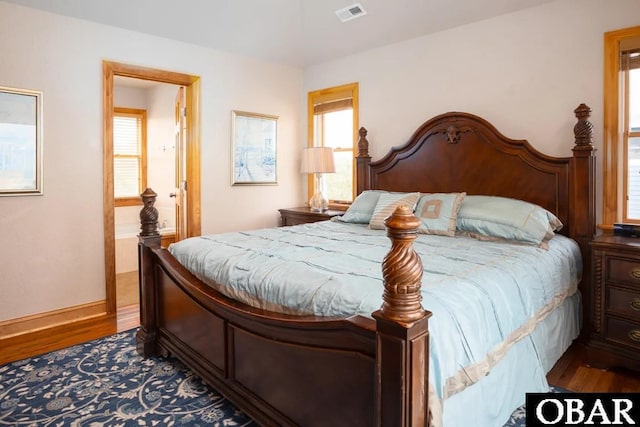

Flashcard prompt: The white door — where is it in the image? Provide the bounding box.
[174,86,188,242]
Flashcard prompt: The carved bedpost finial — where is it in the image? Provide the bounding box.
[140,188,160,237]
[357,127,370,157]
[573,103,594,147]
[380,205,426,323]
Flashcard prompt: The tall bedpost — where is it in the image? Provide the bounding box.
[136,187,162,357]
[372,205,431,427]
[356,127,372,194]
[570,103,596,339]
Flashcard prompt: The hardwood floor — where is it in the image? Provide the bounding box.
[116,270,140,332]
[117,303,140,332]
[548,342,640,392]
[116,271,139,307]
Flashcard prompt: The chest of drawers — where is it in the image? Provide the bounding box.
[588,234,640,371]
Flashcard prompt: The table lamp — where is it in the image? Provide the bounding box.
[300,146,336,212]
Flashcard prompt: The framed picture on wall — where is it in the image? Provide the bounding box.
[231,110,278,185]
[0,86,43,196]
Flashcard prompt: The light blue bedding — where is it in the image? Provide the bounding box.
[169,219,582,426]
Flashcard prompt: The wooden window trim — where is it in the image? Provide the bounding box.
[307,83,359,207]
[603,26,640,228]
[114,107,147,207]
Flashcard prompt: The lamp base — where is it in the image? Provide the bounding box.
[309,173,329,212]
[309,190,328,212]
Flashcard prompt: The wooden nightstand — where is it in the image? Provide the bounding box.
[278,207,343,226]
[161,232,176,248]
[588,234,640,372]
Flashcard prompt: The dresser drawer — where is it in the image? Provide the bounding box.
[606,256,640,287]
[605,317,640,350]
[606,287,640,320]
[589,235,640,371]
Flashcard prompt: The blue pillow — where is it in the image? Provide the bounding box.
[456,195,563,246]
[337,190,383,224]
[414,192,466,236]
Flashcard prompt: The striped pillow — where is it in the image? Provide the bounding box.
[368,192,421,230]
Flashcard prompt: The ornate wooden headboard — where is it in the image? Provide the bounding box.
[356,104,597,337]
[356,105,596,242]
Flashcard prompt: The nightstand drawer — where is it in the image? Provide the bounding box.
[606,257,640,286]
[283,216,318,226]
[605,317,640,350]
[278,207,343,227]
[607,287,640,320]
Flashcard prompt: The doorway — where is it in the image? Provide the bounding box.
[102,61,202,328]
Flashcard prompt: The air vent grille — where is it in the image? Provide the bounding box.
[335,3,367,23]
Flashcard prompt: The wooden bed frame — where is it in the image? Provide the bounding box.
[136,105,596,426]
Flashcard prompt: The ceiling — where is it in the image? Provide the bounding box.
[2,0,555,67]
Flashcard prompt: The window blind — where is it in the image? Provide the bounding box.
[621,49,640,71]
[114,114,142,198]
[621,39,640,220]
[314,98,353,115]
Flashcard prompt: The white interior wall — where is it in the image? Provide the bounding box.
[0,2,303,321]
[2,0,637,323]
[304,0,640,226]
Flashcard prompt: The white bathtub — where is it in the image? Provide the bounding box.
[115,223,175,274]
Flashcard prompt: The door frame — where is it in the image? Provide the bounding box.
[103,61,201,314]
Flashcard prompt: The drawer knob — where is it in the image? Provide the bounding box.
[630,268,640,280]
[632,298,640,311]
[629,329,640,342]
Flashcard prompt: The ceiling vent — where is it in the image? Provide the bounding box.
[335,3,367,23]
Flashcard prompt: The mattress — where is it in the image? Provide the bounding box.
[169,219,582,426]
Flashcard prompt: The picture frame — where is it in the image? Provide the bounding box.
[0,86,43,196]
[231,110,278,185]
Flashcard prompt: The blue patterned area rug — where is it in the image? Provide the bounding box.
[0,329,256,426]
[0,328,561,426]
[504,386,569,427]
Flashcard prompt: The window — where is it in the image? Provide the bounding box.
[113,107,147,207]
[307,83,359,205]
[624,48,640,219]
[603,27,640,226]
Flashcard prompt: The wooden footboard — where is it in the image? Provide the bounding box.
[137,192,430,426]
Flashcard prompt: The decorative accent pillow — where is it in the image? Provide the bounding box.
[456,195,563,246]
[337,190,384,224]
[368,192,421,230]
[415,192,466,236]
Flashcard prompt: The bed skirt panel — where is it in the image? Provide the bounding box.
[438,291,581,427]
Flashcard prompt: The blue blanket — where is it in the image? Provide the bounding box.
[169,220,582,426]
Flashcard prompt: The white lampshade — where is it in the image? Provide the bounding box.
[300,147,336,174]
